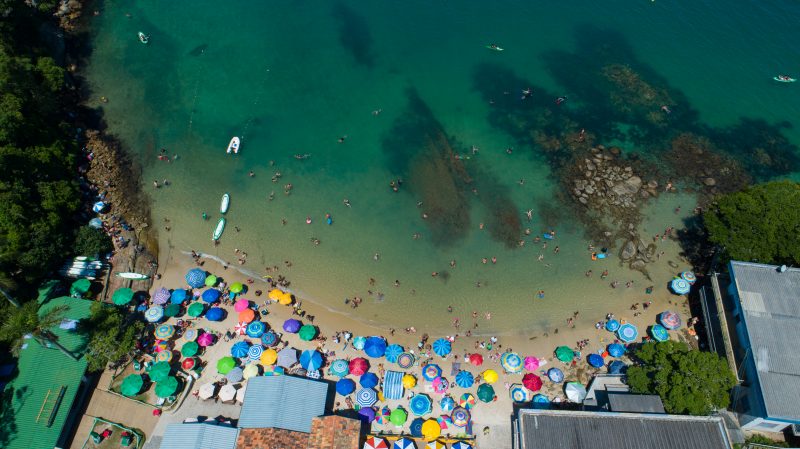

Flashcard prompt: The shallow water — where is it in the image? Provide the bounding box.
[85,0,800,333]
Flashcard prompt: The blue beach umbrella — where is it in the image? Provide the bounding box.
[226,367,243,383]
[587,353,604,368]
[358,407,375,423]
[329,359,350,377]
[397,352,415,369]
[393,438,416,449]
[248,345,263,361]
[246,321,266,338]
[547,368,564,383]
[170,289,187,304]
[608,360,627,374]
[410,418,424,437]
[432,338,451,357]
[670,278,691,295]
[357,388,377,407]
[681,271,697,284]
[385,344,404,363]
[617,323,639,343]
[205,307,224,321]
[231,341,250,358]
[144,305,163,323]
[352,336,367,350]
[364,336,387,358]
[500,352,523,373]
[605,319,620,332]
[201,289,220,303]
[361,372,379,389]
[88,217,103,229]
[452,443,473,449]
[649,324,670,342]
[261,331,278,347]
[422,364,442,381]
[510,384,528,402]
[455,370,474,388]
[532,394,550,405]
[282,319,301,333]
[299,349,323,371]
[185,268,206,288]
[336,378,356,396]
[92,201,106,213]
[410,394,432,416]
[659,310,682,330]
[440,396,455,411]
[607,343,625,358]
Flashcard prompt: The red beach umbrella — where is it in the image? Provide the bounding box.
[469,353,483,366]
[522,373,543,392]
[349,357,369,376]
[182,357,196,370]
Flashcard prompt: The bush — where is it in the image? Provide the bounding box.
[74,226,113,257]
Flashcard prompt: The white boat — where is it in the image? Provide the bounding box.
[220,193,230,214]
[226,137,240,154]
[138,32,149,44]
[116,272,150,280]
[213,217,226,241]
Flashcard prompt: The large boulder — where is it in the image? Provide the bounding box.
[620,240,637,261]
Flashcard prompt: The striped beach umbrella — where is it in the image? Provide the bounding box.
[423,364,442,381]
[385,344,404,363]
[144,305,163,322]
[440,396,455,411]
[393,437,415,449]
[231,341,250,358]
[246,321,266,338]
[681,271,697,284]
[183,329,198,341]
[649,324,669,342]
[500,352,523,373]
[607,343,625,357]
[533,394,550,405]
[437,414,453,429]
[455,371,474,388]
[617,323,639,343]
[605,319,620,332]
[432,338,451,357]
[459,393,476,409]
[452,442,472,449]
[248,344,263,361]
[155,351,173,363]
[451,407,470,427]
[329,359,350,377]
[510,384,528,402]
[154,324,175,339]
[185,268,206,288]
[261,331,278,347]
[357,388,377,407]
[300,350,323,371]
[397,352,415,369]
[153,287,170,305]
[234,321,248,335]
[352,336,367,350]
[547,367,564,383]
[659,310,682,330]
[364,436,389,449]
[427,441,445,449]
[410,394,432,416]
[670,278,691,295]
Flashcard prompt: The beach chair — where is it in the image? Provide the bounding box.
[120,431,132,447]
[90,431,102,444]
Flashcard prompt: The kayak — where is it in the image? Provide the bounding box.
[213,217,226,241]
[774,76,796,83]
[543,233,555,240]
[226,137,240,154]
[486,45,504,52]
[220,193,230,214]
[116,272,150,280]
[138,32,149,44]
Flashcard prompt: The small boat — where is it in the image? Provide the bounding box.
[486,44,504,52]
[138,32,149,44]
[116,272,150,280]
[774,75,796,83]
[220,193,230,214]
[226,137,240,154]
[213,217,226,241]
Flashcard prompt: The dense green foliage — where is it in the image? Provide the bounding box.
[703,181,800,265]
[0,2,83,287]
[627,340,736,415]
[80,302,144,372]
[74,226,114,256]
[0,300,74,358]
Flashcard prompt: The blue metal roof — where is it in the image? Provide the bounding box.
[238,376,327,432]
[159,423,239,449]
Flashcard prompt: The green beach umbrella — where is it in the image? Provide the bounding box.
[149,361,171,382]
[555,346,574,363]
[205,275,217,287]
[181,341,199,357]
[477,383,496,403]
[187,302,204,317]
[112,288,134,305]
[155,376,179,398]
[164,303,181,317]
[298,324,317,341]
[217,356,236,374]
[71,278,91,296]
[390,408,408,426]
[230,282,244,294]
[120,374,143,397]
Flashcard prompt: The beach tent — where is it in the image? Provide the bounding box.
[361,372,379,389]
[555,346,574,363]
[477,384,495,403]
[336,378,356,396]
[587,353,604,368]
[522,373,542,391]
[185,268,206,288]
[410,394,432,416]
[349,357,369,375]
[112,288,134,305]
[364,336,387,358]
[385,344,403,363]
[500,352,523,373]
[565,382,587,403]
[170,289,187,304]
[277,348,298,368]
[455,370,474,388]
[383,370,404,400]
[607,343,625,357]
[300,350,323,371]
[357,388,378,407]
[432,338,451,357]
[205,307,224,321]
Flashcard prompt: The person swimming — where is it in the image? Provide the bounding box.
[661,105,672,114]
[555,96,567,105]
[521,88,532,100]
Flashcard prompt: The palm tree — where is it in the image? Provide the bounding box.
[0,301,78,361]
[0,272,21,307]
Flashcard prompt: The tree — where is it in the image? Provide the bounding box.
[80,302,143,372]
[626,340,736,415]
[0,300,78,360]
[703,181,800,265]
[74,226,113,257]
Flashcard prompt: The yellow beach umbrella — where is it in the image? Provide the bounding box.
[268,289,283,301]
[483,369,499,384]
[243,364,260,379]
[426,441,445,449]
[261,348,278,365]
[278,292,293,306]
[422,419,441,441]
[378,390,385,402]
[402,373,417,389]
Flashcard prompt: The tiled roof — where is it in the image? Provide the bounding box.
[160,423,239,449]
[236,415,361,449]
[238,376,328,432]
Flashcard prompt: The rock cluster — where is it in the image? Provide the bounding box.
[619,235,658,274]
[570,146,659,210]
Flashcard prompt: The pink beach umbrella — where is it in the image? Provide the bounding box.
[197,332,215,347]
[234,299,250,312]
[433,377,450,394]
[234,321,248,335]
[524,356,540,372]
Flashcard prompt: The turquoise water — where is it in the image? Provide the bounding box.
[85,0,800,333]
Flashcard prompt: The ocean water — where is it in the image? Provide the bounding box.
[85,0,800,333]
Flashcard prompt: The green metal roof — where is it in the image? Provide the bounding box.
[1,295,93,449]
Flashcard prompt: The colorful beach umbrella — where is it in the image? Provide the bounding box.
[234,298,250,312]
[468,353,483,366]
[385,344,404,363]
[185,268,206,288]
[170,289,187,304]
[283,319,301,333]
[357,388,378,407]
[617,323,639,343]
[155,376,179,398]
[120,374,143,397]
[397,352,415,369]
[608,360,627,374]
[659,310,682,330]
[451,407,470,427]
[238,308,255,323]
[607,343,625,357]
[452,442,472,449]
[427,441,445,449]
[153,287,170,305]
[533,394,550,405]
[547,367,564,383]
[197,332,215,347]
[523,356,539,371]
[204,274,217,287]
[243,363,260,379]
[605,319,620,332]
[299,324,318,341]
[230,282,244,294]
[181,341,199,357]
[217,356,236,374]
[261,331,278,347]
[510,384,528,402]
[154,324,175,339]
[423,364,442,381]
[555,346,574,363]
[433,377,449,394]
[231,341,250,358]
[144,305,163,322]
[226,366,244,383]
[187,302,204,317]
[403,373,417,389]
[421,419,441,441]
[455,370,474,388]
[681,271,697,284]
[477,384,495,403]
[565,382,587,403]
[299,349,323,371]
[112,288,134,305]
[248,344,263,361]
[432,338,451,357]
[393,437,415,449]
[649,324,670,342]
[329,359,350,377]
[183,329,198,342]
[482,369,498,384]
[260,348,278,365]
[359,406,376,423]
[410,394,432,416]
[149,361,171,382]
[390,408,408,426]
[522,373,542,391]
[336,378,356,396]
[361,372,379,389]
[440,396,455,411]
[205,307,224,321]
[163,303,180,318]
[364,437,389,449]
[201,288,220,303]
[352,336,367,350]
[587,353,604,368]
[459,393,476,409]
[349,357,368,375]
[500,352,523,373]
[246,321,266,338]
[437,414,453,430]
[234,321,248,336]
[364,336,387,358]
[670,278,691,295]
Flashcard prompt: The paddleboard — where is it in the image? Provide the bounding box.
[213,217,226,240]
[486,45,504,51]
[220,193,230,214]
[226,137,240,154]
[543,233,555,240]
[774,76,796,83]
[116,272,150,280]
